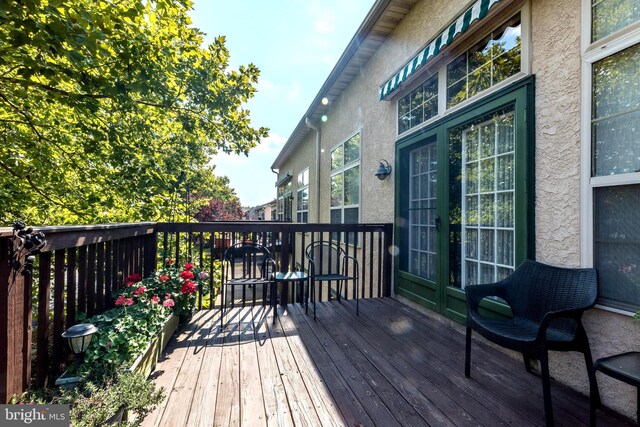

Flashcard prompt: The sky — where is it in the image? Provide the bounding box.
[188,0,373,207]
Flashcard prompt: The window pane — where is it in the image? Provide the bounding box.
[397,74,438,134]
[452,108,516,289]
[344,207,359,224]
[592,44,640,176]
[593,44,640,119]
[330,209,341,224]
[298,169,309,187]
[594,184,640,310]
[331,146,343,171]
[344,166,360,205]
[330,174,343,207]
[447,78,467,108]
[447,15,521,109]
[592,0,640,41]
[468,34,492,74]
[344,133,360,164]
[447,54,467,86]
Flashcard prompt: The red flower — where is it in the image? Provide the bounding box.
[159,274,170,282]
[134,286,146,296]
[126,273,142,285]
[166,259,174,265]
[124,297,134,306]
[114,295,126,306]
[179,270,194,280]
[163,298,175,308]
[150,295,160,304]
[183,262,194,270]
[181,281,197,294]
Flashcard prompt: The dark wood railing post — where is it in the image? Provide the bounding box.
[143,231,158,277]
[0,236,31,402]
[35,252,51,388]
[382,224,393,297]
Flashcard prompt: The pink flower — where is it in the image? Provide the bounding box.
[200,271,209,280]
[181,281,197,294]
[106,341,112,348]
[114,295,126,306]
[150,295,160,304]
[159,274,170,282]
[183,262,194,270]
[124,297,134,306]
[134,286,146,296]
[163,298,175,308]
[180,270,194,280]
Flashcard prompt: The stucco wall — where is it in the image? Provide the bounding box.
[531,0,582,267]
[531,0,637,419]
[277,0,639,420]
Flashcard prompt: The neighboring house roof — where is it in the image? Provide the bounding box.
[271,0,418,170]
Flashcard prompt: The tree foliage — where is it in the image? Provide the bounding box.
[0,0,268,225]
[194,198,244,222]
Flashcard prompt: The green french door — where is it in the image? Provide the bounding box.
[396,131,441,311]
[395,80,533,322]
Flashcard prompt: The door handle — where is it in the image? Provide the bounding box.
[434,216,441,232]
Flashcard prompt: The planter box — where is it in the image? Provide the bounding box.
[129,313,179,378]
[55,313,179,387]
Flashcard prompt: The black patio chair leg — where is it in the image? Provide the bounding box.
[581,331,601,408]
[465,326,472,378]
[220,285,225,331]
[356,278,359,316]
[272,281,277,325]
[312,280,317,321]
[540,351,555,427]
[590,365,598,427]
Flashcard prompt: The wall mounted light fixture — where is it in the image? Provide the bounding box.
[375,159,392,180]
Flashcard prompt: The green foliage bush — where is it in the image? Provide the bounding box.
[80,303,170,376]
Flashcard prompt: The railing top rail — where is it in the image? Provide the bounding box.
[0,222,156,251]
[156,222,393,233]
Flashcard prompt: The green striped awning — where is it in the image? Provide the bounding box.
[379,0,502,101]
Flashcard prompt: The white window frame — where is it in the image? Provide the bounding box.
[329,131,361,225]
[395,1,532,138]
[580,0,640,315]
[297,168,309,223]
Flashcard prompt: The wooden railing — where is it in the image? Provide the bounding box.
[0,221,393,402]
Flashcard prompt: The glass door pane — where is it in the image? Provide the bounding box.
[408,142,438,281]
[450,108,516,288]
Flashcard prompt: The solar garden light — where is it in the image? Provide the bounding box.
[62,323,98,365]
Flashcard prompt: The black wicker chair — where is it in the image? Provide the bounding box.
[464,259,600,427]
[305,241,359,320]
[220,243,276,329]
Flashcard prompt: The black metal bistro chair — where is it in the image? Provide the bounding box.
[305,241,359,320]
[220,242,276,329]
[464,259,600,427]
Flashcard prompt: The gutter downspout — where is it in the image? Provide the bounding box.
[271,168,278,219]
[305,117,321,222]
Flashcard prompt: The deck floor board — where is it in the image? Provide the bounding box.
[142,298,633,427]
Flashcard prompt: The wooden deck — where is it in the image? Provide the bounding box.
[142,298,632,427]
